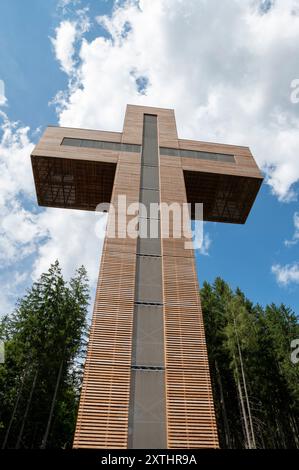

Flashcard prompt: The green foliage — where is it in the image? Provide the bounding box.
[201,278,299,448]
[1,265,298,449]
[0,261,89,449]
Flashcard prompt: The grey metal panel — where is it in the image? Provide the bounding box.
[135,255,163,304]
[160,146,235,163]
[61,137,141,153]
[140,165,159,190]
[138,217,160,241]
[129,370,166,449]
[61,137,80,147]
[140,189,160,220]
[137,234,161,256]
[133,304,164,367]
[128,112,166,449]
[142,115,159,166]
[140,188,159,205]
[159,146,180,157]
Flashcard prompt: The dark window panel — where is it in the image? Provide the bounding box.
[159,147,180,157]
[160,146,235,163]
[61,137,141,153]
[62,137,81,147]
[80,139,95,148]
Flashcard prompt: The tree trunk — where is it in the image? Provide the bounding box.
[290,414,299,448]
[40,358,64,449]
[16,368,38,449]
[2,372,25,449]
[234,317,256,448]
[236,373,251,448]
[215,360,231,448]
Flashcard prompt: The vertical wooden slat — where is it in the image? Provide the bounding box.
[73,105,219,448]
[73,158,140,448]
[160,163,219,449]
[30,105,264,450]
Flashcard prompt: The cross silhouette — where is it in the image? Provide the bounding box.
[31,104,263,449]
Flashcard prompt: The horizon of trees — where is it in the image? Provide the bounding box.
[201,277,299,448]
[0,264,298,448]
[0,261,89,448]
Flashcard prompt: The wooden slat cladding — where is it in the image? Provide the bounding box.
[73,157,140,448]
[182,156,261,179]
[122,105,178,147]
[30,104,263,450]
[160,164,219,449]
[73,249,136,448]
[32,127,122,165]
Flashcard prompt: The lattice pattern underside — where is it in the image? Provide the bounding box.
[184,170,262,224]
[31,155,116,211]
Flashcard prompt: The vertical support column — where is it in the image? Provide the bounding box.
[128,114,167,449]
[73,155,141,449]
[73,105,218,449]
[160,160,219,448]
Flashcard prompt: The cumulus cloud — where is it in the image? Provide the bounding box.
[0,110,105,273]
[285,212,299,246]
[272,263,299,285]
[0,80,7,106]
[51,21,78,75]
[199,232,212,256]
[58,0,80,6]
[52,0,299,202]
[50,10,90,76]
[0,113,45,268]
[0,113,34,201]
[0,110,104,314]
[3,0,299,310]
[32,208,105,283]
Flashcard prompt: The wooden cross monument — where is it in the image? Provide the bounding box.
[31,105,263,449]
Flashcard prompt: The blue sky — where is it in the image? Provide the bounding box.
[197,183,299,310]
[0,0,298,316]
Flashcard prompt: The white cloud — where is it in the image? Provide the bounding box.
[0,80,7,106]
[53,0,299,202]
[0,111,105,314]
[0,113,43,269]
[50,11,90,76]
[0,288,14,316]
[0,110,105,281]
[0,201,45,265]
[272,263,299,285]
[4,0,299,311]
[58,0,80,6]
[199,232,211,256]
[0,270,31,316]
[0,112,34,202]
[14,271,27,286]
[32,208,106,284]
[285,212,299,246]
[51,21,78,75]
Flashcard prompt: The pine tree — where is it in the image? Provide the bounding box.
[0,261,89,448]
[201,278,299,449]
